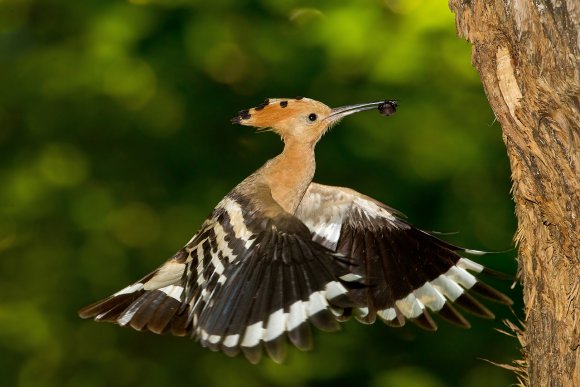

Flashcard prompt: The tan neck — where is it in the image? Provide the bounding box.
[262,137,316,214]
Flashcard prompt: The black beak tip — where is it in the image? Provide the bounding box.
[378,100,398,116]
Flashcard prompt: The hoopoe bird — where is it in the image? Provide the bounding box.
[79,97,512,364]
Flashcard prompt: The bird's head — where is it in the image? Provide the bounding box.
[231,97,397,145]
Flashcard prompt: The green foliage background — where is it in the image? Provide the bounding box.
[0,0,521,386]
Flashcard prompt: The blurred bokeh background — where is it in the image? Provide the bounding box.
[0,0,522,386]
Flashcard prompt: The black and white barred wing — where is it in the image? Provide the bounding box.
[295,183,512,330]
[79,193,359,364]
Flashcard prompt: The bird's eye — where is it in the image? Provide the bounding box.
[308,113,317,122]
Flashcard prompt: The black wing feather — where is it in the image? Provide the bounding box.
[295,183,512,331]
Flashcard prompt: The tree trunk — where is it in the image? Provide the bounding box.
[448,1,579,386]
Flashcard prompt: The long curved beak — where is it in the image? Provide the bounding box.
[326,100,398,123]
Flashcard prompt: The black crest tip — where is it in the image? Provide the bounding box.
[231,109,252,124]
[254,99,270,111]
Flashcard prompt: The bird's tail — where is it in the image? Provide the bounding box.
[79,252,192,336]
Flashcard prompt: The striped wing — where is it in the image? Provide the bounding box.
[79,190,359,364]
[295,183,512,330]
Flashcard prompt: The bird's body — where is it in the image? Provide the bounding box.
[79,97,511,363]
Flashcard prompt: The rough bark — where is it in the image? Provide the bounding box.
[448,1,579,386]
